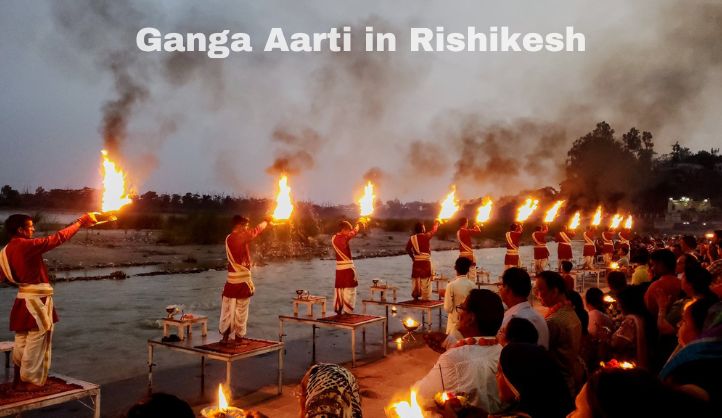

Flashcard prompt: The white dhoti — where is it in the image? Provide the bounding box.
[11,283,55,386]
[534,258,549,274]
[219,296,251,339]
[334,287,357,314]
[602,253,612,265]
[583,256,595,268]
[412,278,432,300]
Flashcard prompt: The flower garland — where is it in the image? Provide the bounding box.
[545,300,572,318]
[452,336,498,348]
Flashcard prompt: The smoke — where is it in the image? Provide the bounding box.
[265,126,323,175]
[362,167,387,184]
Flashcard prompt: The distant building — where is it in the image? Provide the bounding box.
[665,197,713,223]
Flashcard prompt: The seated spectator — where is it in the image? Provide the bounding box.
[630,248,651,285]
[560,260,575,291]
[497,267,549,348]
[299,363,361,418]
[535,271,584,396]
[497,343,574,418]
[568,368,712,418]
[645,249,682,319]
[444,257,476,340]
[606,271,628,298]
[127,393,195,418]
[568,290,589,336]
[503,317,539,345]
[681,235,699,259]
[610,286,655,370]
[585,288,614,340]
[616,246,630,271]
[414,289,505,414]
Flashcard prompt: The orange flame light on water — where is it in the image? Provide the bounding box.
[100,150,132,212]
[544,200,565,223]
[624,215,633,230]
[390,390,424,418]
[475,197,493,224]
[568,212,581,230]
[610,214,624,229]
[359,181,375,218]
[272,175,294,221]
[516,198,539,223]
[437,187,459,222]
[592,206,602,226]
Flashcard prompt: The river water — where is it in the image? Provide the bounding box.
[0,243,584,386]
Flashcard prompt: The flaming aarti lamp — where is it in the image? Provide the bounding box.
[165,305,180,319]
[201,385,245,418]
[402,318,420,342]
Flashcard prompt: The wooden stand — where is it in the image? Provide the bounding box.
[147,336,283,395]
[161,314,208,341]
[292,295,327,317]
[571,268,606,292]
[369,285,399,302]
[0,374,100,418]
[432,275,449,300]
[361,299,445,336]
[278,314,386,367]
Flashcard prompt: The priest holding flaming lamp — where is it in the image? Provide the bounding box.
[618,215,633,252]
[602,214,623,265]
[456,198,492,280]
[583,207,603,269]
[505,198,539,270]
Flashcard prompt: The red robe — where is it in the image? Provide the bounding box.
[618,230,632,251]
[602,231,615,254]
[224,223,267,299]
[457,226,481,263]
[556,231,575,260]
[1,223,81,332]
[407,223,439,278]
[333,229,359,288]
[504,230,523,266]
[583,230,596,257]
[532,230,549,260]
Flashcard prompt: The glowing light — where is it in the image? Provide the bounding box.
[100,150,132,212]
[389,390,424,418]
[475,197,493,224]
[610,214,624,229]
[404,318,418,328]
[568,211,581,230]
[609,262,620,270]
[272,175,294,221]
[543,200,565,223]
[218,384,228,411]
[515,198,539,223]
[603,295,616,303]
[437,187,459,222]
[592,206,602,226]
[624,215,633,230]
[359,181,375,218]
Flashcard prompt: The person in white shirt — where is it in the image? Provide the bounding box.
[414,289,506,414]
[497,267,550,349]
[444,257,477,338]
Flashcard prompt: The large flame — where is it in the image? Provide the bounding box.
[389,390,424,418]
[475,197,493,224]
[543,200,565,223]
[218,384,228,410]
[272,175,294,221]
[515,198,539,223]
[359,181,375,218]
[592,206,602,226]
[100,150,132,212]
[610,214,624,229]
[624,215,633,229]
[437,187,459,221]
[568,211,581,230]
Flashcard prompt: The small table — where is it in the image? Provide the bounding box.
[293,295,327,317]
[362,299,444,335]
[0,374,100,418]
[432,275,449,300]
[0,341,13,369]
[162,315,208,341]
[572,268,606,292]
[475,269,491,288]
[369,285,398,302]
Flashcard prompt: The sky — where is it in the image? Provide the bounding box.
[0,0,720,204]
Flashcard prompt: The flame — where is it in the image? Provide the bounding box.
[543,200,565,223]
[441,392,450,403]
[272,175,294,221]
[390,390,424,418]
[610,214,624,229]
[359,181,375,218]
[100,150,132,212]
[218,384,228,410]
[515,198,539,223]
[475,197,493,224]
[592,206,602,226]
[624,215,633,229]
[609,262,620,270]
[437,187,459,221]
[395,337,403,351]
[568,211,581,230]
[404,318,418,328]
[603,295,616,303]
[619,361,636,369]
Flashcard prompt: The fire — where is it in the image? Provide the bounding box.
[389,390,424,418]
[609,262,620,270]
[619,361,636,369]
[475,197,493,224]
[404,318,418,328]
[624,215,633,229]
[592,206,602,226]
[515,198,539,223]
[441,392,450,403]
[568,211,581,230]
[218,384,228,410]
[610,214,624,229]
[543,200,565,223]
[100,150,132,213]
[272,175,294,221]
[359,181,375,218]
[437,187,459,222]
[603,295,616,303]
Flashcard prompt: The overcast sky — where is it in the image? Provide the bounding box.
[1,0,720,204]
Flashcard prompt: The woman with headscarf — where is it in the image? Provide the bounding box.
[496,343,573,418]
[299,363,362,418]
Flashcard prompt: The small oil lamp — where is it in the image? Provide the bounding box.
[609,262,620,270]
[603,295,616,304]
[599,359,636,370]
[201,384,245,418]
[402,318,420,341]
[395,337,403,351]
[165,305,180,319]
